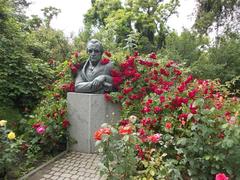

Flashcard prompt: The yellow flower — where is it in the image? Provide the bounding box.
[0,120,7,127]
[7,131,16,140]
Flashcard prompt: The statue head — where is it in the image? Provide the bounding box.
[86,39,103,64]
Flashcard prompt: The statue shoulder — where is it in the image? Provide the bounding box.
[105,60,114,69]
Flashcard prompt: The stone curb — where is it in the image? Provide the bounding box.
[18,150,68,180]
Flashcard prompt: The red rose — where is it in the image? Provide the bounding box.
[113,77,123,87]
[185,75,193,84]
[70,64,78,74]
[133,51,139,57]
[178,113,188,121]
[104,93,112,102]
[165,122,172,129]
[135,144,144,159]
[123,87,133,94]
[61,82,75,92]
[100,58,110,65]
[94,127,111,141]
[118,125,132,135]
[32,122,42,129]
[177,83,186,93]
[149,52,157,59]
[224,111,231,121]
[148,133,161,143]
[190,104,198,114]
[146,99,153,106]
[174,68,182,76]
[104,51,112,57]
[119,119,130,126]
[160,68,170,76]
[188,89,198,99]
[62,119,70,128]
[159,96,165,103]
[74,63,81,69]
[154,106,162,113]
[142,106,151,113]
[110,69,122,77]
[166,60,176,67]
[218,132,225,139]
[74,51,79,58]
[215,173,228,180]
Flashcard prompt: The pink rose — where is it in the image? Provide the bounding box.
[215,173,229,180]
[36,126,46,134]
[148,133,161,143]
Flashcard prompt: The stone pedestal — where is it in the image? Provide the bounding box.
[67,93,120,153]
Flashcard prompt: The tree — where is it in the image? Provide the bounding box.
[41,6,61,28]
[25,15,43,31]
[194,0,240,36]
[83,0,180,52]
[163,30,209,65]
[191,35,240,93]
[0,0,58,112]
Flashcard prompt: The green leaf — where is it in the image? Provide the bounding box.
[177,138,187,145]
[122,135,129,142]
[150,169,155,176]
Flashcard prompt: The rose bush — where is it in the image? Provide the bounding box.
[95,53,240,179]
[25,51,88,154]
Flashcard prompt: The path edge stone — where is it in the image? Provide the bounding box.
[19,150,68,180]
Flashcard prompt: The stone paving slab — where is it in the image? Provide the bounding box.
[28,151,106,180]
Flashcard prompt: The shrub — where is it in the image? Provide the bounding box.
[25,51,88,154]
[96,52,240,179]
[0,120,22,179]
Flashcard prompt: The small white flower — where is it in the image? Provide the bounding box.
[129,115,137,123]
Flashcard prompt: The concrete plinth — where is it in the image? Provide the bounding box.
[67,93,120,153]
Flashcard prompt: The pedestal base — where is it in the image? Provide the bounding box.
[67,93,120,153]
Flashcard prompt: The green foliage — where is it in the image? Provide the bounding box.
[164,30,209,65]
[84,0,122,27]
[0,106,22,123]
[0,0,54,110]
[0,0,72,113]
[26,52,87,154]
[0,120,22,179]
[27,27,71,64]
[191,35,240,93]
[96,125,138,179]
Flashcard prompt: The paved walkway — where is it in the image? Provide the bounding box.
[28,151,106,180]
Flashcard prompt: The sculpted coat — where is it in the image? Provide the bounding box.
[75,59,113,93]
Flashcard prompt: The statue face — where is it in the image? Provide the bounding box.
[87,43,102,63]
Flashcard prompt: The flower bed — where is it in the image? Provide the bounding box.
[95,53,240,179]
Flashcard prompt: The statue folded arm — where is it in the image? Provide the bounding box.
[75,73,113,93]
[75,73,100,93]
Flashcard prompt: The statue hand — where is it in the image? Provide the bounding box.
[91,79,104,90]
[94,75,106,83]
[103,82,112,92]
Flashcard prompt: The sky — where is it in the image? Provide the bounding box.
[25,0,197,37]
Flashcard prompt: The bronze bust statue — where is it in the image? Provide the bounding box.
[75,39,113,93]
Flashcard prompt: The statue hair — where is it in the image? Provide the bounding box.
[86,39,104,54]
